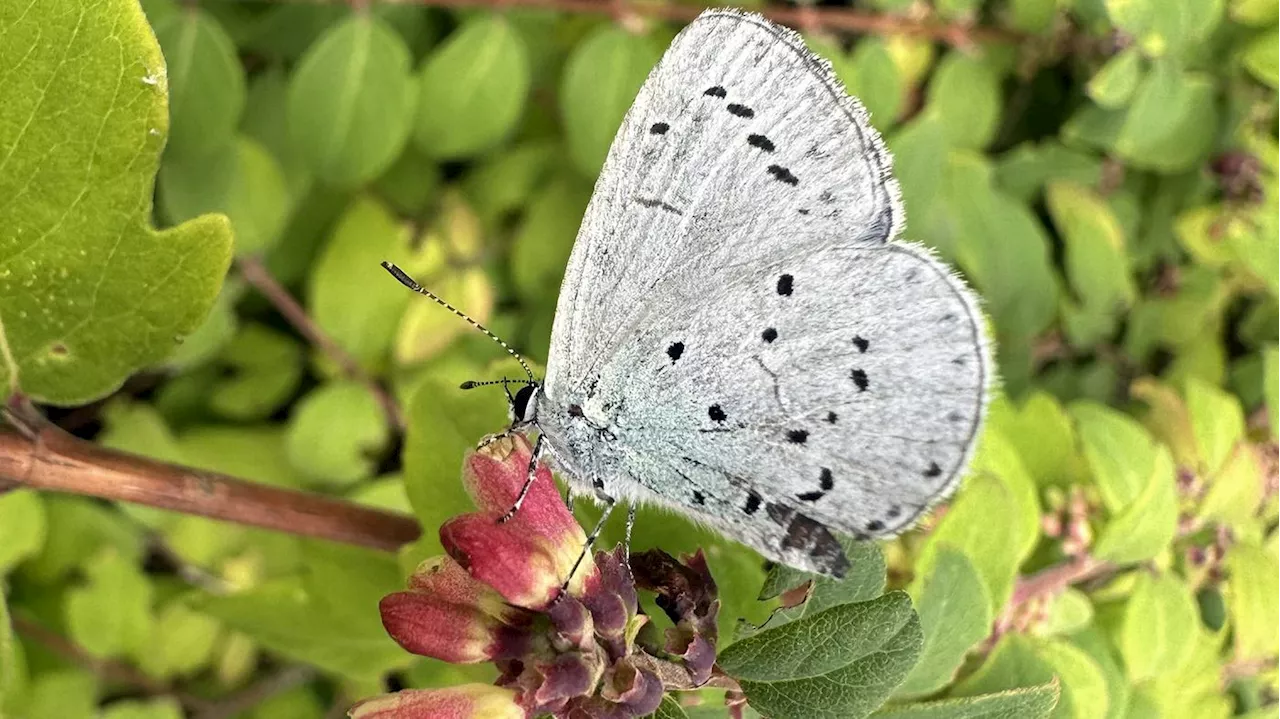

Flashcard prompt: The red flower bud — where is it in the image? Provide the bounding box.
[348,683,525,719]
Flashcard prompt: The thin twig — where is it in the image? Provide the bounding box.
[398,0,1025,45]
[0,425,421,552]
[236,256,406,432]
[193,665,317,719]
[1008,554,1111,607]
[11,614,213,713]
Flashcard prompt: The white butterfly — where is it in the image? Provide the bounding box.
[388,9,991,576]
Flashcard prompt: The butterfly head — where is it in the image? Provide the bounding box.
[509,381,541,425]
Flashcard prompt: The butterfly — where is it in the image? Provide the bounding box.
[386,9,991,577]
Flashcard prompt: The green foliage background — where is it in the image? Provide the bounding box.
[0,0,1277,717]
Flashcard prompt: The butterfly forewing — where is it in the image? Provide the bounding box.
[538,10,991,575]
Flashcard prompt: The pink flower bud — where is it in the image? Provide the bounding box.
[349,683,526,719]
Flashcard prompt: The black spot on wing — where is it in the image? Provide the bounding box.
[887,505,902,519]
[851,369,869,392]
[767,165,799,186]
[693,490,706,505]
[853,336,869,353]
[727,103,754,118]
[744,491,762,515]
[650,122,669,135]
[786,429,808,444]
[704,86,727,98]
[708,404,726,422]
[667,342,684,362]
[780,513,848,577]
[924,462,943,478]
[761,327,777,343]
[747,134,774,152]
[825,411,838,424]
[797,490,824,502]
[819,468,833,490]
[776,274,793,296]
[866,519,885,532]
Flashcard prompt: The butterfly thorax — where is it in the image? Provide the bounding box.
[533,391,636,504]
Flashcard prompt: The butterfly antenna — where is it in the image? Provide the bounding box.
[381,262,535,383]
[459,379,516,390]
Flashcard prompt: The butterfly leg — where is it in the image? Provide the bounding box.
[559,494,615,595]
[498,432,545,524]
[623,504,636,557]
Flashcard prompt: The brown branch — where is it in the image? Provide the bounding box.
[0,424,421,553]
[235,256,406,432]
[402,0,1025,45]
[11,614,212,713]
[1008,554,1112,607]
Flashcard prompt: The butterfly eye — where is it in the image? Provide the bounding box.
[512,384,539,423]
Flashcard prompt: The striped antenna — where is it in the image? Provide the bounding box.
[381,262,535,383]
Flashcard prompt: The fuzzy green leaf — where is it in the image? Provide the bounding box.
[873,683,1060,719]
[560,26,661,177]
[1114,61,1217,172]
[954,635,1109,719]
[153,9,245,159]
[287,15,415,188]
[719,593,922,719]
[414,15,530,159]
[897,547,992,697]
[647,695,691,719]
[0,0,233,405]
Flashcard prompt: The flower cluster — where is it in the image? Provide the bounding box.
[351,435,719,719]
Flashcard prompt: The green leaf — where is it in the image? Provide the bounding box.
[159,136,290,256]
[373,148,442,216]
[1069,402,1158,510]
[560,25,661,177]
[1184,377,1246,474]
[1242,28,1280,87]
[101,698,184,719]
[1068,628,1128,719]
[134,600,221,681]
[309,197,413,372]
[15,670,98,719]
[153,8,245,159]
[1105,0,1224,56]
[197,578,410,682]
[1009,0,1059,33]
[1225,542,1280,661]
[462,141,557,223]
[926,52,1001,149]
[178,425,308,489]
[287,15,416,188]
[65,548,154,659]
[0,0,233,405]
[1118,572,1199,681]
[1265,346,1278,440]
[758,539,885,621]
[873,683,1060,718]
[719,593,922,719]
[0,594,22,713]
[286,381,390,487]
[918,429,1040,611]
[896,547,992,697]
[954,636,1108,719]
[944,152,1058,344]
[510,173,594,305]
[1047,183,1134,337]
[18,496,146,584]
[647,695,691,719]
[1086,48,1145,108]
[301,541,402,637]
[846,38,905,131]
[1114,61,1217,172]
[1036,589,1094,637]
[402,377,508,552]
[1091,446,1177,564]
[988,392,1080,488]
[995,142,1103,203]
[414,15,530,159]
[0,490,46,575]
[209,323,305,421]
